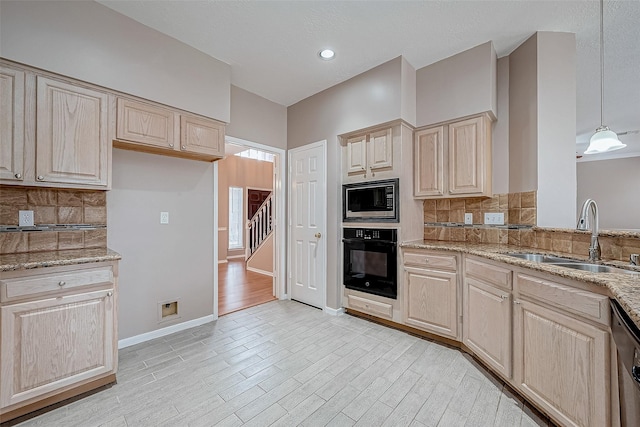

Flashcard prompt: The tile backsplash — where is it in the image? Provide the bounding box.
[423,191,537,226]
[0,186,107,254]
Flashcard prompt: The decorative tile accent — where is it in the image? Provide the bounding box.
[423,191,537,226]
[29,232,58,252]
[1,185,108,254]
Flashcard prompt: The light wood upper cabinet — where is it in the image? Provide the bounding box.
[114,96,225,161]
[0,65,25,182]
[403,250,459,339]
[116,98,176,149]
[346,134,367,174]
[414,113,492,199]
[180,114,224,157]
[35,76,110,187]
[513,299,609,427]
[414,126,444,197]
[346,128,392,178]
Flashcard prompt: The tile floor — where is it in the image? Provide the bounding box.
[15,300,552,426]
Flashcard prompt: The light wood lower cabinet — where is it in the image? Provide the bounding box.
[463,277,512,378]
[0,262,118,421]
[403,250,459,340]
[513,299,610,427]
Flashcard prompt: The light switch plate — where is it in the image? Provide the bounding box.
[160,212,169,224]
[484,212,505,225]
[19,210,34,227]
[464,213,473,225]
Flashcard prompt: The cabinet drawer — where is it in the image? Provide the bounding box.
[465,257,512,290]
[404,250,456,271]
[348,295,393,319]
[1,266,114,302]
[515,273,609,326]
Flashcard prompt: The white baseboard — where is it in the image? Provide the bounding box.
[217,259,228,264]
[246,266,273,277]
[227,254,245,259]
[324,306,345,316]
[118,314,215,349]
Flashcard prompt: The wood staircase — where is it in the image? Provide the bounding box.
[246,193,273,261]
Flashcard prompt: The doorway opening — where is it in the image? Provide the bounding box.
[216,137,285,316]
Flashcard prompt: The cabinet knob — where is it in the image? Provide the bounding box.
[107,291,113,297]
[58,281,66,287]
[181,145,186,150]
[37,175,44,181]
[14,173,22,179]
[169,143,174,148]
[424,259,429,264]
[514,300,521,305]
[500,295,508,301]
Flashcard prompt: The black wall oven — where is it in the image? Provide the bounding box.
[343,228,397,299]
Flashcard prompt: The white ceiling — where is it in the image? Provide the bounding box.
[99,0,640,159]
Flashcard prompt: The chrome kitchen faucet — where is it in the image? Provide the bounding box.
[576,198,601,262]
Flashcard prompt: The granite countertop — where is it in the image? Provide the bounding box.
[0,248,122,272]
[401,240,640,330]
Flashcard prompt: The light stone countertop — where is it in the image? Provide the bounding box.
[0,248,121,272]
[401,240,640,330]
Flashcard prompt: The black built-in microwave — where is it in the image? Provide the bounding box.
[342,178,399,222]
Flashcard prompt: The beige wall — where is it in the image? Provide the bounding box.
[535,32,576,228]
[227,85,287,149]
[493,56,510,195]
[416,41,497,127]
[509,34,538,193]
[577,157,640,230]
[107,149,214,339]
[217,156,274,261]
[288,56,413,310]
[0,0,230,122]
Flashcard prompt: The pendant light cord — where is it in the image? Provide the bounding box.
[600,0,605,126]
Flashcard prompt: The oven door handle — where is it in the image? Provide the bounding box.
[342,238,397,245]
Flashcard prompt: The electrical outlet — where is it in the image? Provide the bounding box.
[484,212,505,225]
[19,210,34,227]
[160,212,169,224]
[464,213,473,225]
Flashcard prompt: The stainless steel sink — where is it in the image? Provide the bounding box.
[551,263,639,275]
[506,253,581,263]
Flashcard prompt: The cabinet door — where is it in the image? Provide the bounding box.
[414,126,444,197]
[346,135,367,175]
[448,116,486,195]
[0,65,25,182]
[0,289,115,408]
[513,300,609,427]
[36,77,109,187]
[116,98,176,149]
[463,277,512,378]
[180,114,224,157]
[404,267,458,339]
[368,128,392,171]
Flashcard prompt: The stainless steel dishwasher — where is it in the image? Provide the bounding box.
[611,299,640,426]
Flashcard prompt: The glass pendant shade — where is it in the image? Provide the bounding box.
[584,126,626,154]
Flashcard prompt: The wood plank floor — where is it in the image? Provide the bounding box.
[15,300,553,427]
[218,259,276,316]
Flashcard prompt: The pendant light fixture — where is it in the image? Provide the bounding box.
[584,0,626,154]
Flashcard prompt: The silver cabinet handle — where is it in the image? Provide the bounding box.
[181,145,186,150]
[169,143,174,148]
[107,291,113,297]
[500,295,508,301]
[37,175,44,181]
[15,173,22,179]
[514,300,521,305]
[58,281,66,287]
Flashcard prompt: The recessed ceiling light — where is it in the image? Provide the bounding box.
[319,49,335,60]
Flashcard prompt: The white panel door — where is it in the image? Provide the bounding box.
[289,141,326,309]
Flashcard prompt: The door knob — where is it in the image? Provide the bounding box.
[315,232,322,238]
